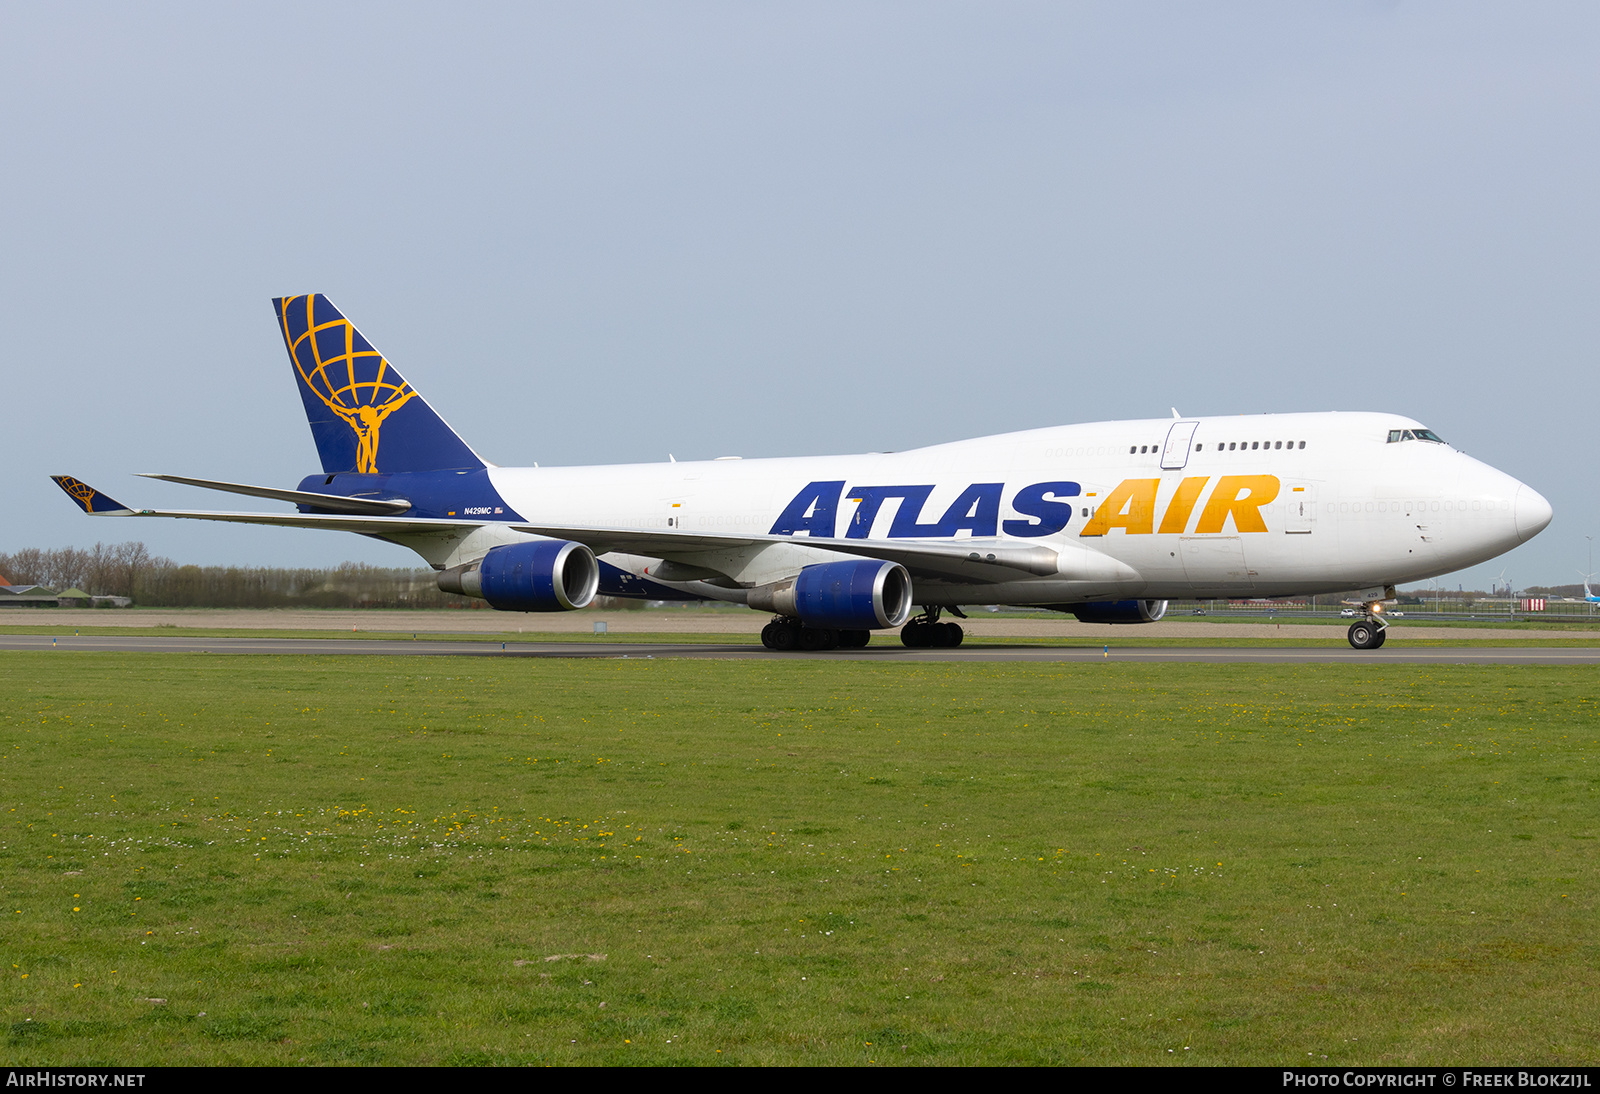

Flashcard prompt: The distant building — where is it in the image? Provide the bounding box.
[0,585,129,608]
[0,584,61,607]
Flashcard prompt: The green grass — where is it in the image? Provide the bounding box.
[1,655,1595,1065]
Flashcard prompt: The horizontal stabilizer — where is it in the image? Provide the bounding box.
[51,476,133,515]
[139,473,412,515]
[66,506,483,536]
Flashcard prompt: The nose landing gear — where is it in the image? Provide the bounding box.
[1347,617,1387,649]
[1342,587,1397,650]
[1346,598,1392,649]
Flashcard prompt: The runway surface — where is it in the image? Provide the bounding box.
[3,633,1598,664]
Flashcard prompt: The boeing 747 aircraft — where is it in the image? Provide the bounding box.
[53,295,1552,650]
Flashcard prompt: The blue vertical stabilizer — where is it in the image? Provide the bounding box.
[274,295,485,474]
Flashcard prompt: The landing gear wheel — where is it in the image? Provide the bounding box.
[1347,621,1382,650]
[1372,627,1387,649]
[902,621,964,648]
[837,630,871,648]
[798,627,838,652]
[762,621,799,651]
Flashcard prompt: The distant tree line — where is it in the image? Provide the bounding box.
[0,542,484,609]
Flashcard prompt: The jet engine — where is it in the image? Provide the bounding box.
[437,540,599,612]
[1063,599,1169,625]
[747,559,913,630]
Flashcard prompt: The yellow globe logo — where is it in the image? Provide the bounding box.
[279,295,417,473]
[62,478,96,502]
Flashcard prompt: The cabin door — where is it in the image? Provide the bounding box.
[1284,483,1316,534]
[1161,421,1200,470]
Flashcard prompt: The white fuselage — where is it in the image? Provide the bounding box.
[460,411,1548,606]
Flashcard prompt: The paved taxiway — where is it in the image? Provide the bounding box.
[3,633,1597,664]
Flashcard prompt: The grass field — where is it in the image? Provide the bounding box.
[1,654,1594,1065]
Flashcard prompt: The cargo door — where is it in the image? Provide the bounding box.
[1181,536,1254,592]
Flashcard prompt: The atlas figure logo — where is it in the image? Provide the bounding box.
[277,294,418,474]
[769,475,1280,539]
[49,475,116,514]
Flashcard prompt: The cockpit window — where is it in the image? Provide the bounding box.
[1388,427,1447,444]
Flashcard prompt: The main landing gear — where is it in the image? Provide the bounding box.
[901,607,964,648]
[760,620,871,651]
[757,606,968,652]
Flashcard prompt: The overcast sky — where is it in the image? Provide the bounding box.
[3,3,1595,590]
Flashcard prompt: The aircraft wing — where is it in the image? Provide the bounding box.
[52,476,1070,582]
[509,523,1062,580]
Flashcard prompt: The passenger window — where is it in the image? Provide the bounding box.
[1298,441,1305,449]
[1274,441,1282,449]
[1251,442,1259,450]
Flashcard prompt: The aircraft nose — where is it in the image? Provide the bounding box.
[1514,484,1553,544]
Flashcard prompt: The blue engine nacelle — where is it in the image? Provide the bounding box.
[747,559,914,630]
[436,540,600,612]
[1064,599,1169,624]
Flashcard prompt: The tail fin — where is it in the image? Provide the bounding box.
[274,295,485,474]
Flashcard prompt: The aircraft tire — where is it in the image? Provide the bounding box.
[1373,628,1387,648]
[838,629,871,648]
[762,621,799,651]
[1347,621,1381,650]
[798,627,838,652]
[901,622,928,647]
[941,623,964,648]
